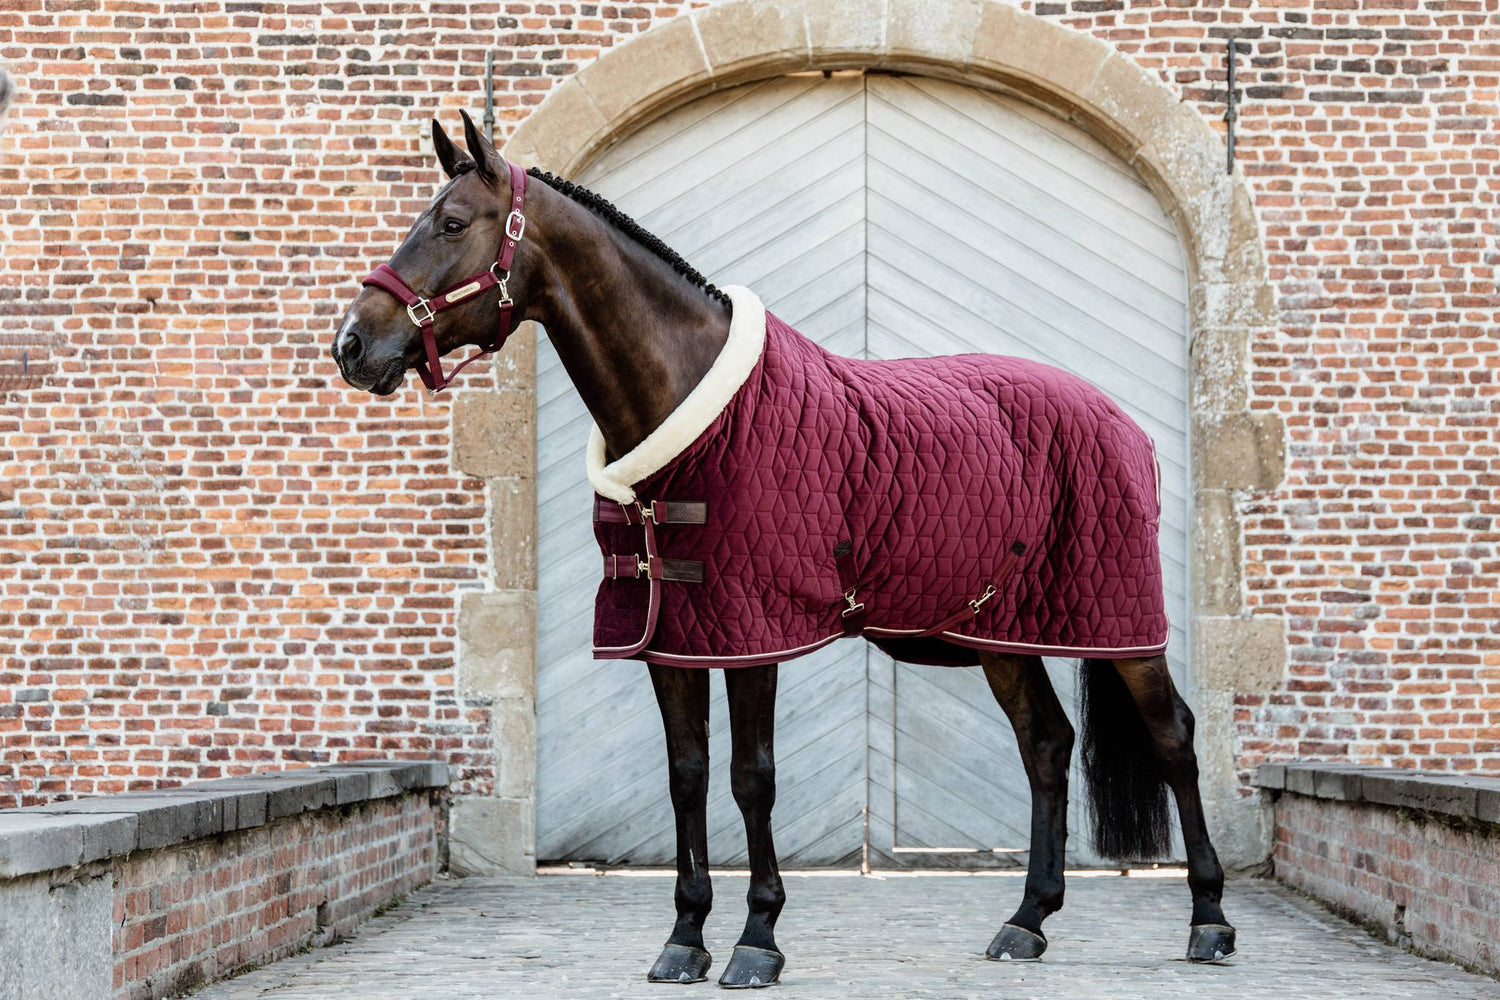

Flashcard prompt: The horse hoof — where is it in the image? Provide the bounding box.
[717,945,784,989]
[1187,923,1237,964]
[648,943,712,984]
[986,923,1047,962]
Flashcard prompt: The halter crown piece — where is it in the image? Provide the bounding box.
[360,159,529,393]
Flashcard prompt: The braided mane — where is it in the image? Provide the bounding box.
[525,168,732,308]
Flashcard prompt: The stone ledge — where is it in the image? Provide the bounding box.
[0,761,449,879]
[1255,762,1500,826]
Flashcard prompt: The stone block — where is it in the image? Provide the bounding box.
[491,321,538,393]
[313,768,372,805]
[0,870,113,999]
[33,793,228,852]
[1477,786,1500,825]
[265,776,339,821]
[449,795,535,876]
[806,0,886,65]
[1194,687,1271,871]
[694,0,812,86]
[1194,412,1285,492]
[1191,280,1278,330]
[516,79,608,176]
[1285,766,1318,798]
[1193,491,1242,616]
[1255,762,1286,791]
[1220,182,1269,286]
[1193,615,1285,693]
[1191,325,1255,416]
[885,0,983,69]
[1312,767,1365,802]
[452,389,534,480]
[460,591,537,702]
[494,700,537,800]
[970,4,1110,100]
[575,15,711,124]
[0,814,87,877]
[79,811,138,863]
[489,475,537,591]
[150,784,270,832]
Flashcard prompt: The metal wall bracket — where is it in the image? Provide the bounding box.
[1224,37,1241,175]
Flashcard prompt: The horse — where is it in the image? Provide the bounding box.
[332,111,1236,988]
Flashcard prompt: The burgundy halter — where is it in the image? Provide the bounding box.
[360,159,529,393]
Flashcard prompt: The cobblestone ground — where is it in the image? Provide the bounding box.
[196,872,1497,999]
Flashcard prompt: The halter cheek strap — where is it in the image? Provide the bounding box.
[360,159,529,394]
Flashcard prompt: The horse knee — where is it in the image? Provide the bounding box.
[730,751,776,812]
[667,754,709,806]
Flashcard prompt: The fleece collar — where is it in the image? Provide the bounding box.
[585,284,765,504]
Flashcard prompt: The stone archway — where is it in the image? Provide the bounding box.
[450,0,1286,875]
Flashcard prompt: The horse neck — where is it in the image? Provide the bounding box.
[520,182,731,461]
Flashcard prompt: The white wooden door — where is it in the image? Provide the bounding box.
[534,74,1190,867]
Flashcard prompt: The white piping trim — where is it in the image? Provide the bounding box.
[593,574,659,655]
[586,285,766,504]
[634,633,844,665]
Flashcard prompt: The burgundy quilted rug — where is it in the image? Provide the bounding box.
[589,286,1168,668]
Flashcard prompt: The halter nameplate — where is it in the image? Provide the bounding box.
[444,280,483,303]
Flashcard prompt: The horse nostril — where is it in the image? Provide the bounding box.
[340,329,364,364]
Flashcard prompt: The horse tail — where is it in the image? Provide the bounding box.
[1077,658,1172,862]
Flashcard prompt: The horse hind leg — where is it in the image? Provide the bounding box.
[647,664,715,984]
[1092,655,1236,963]
[978,652,1073,962]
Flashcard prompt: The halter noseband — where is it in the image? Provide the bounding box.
[359,159,529,394]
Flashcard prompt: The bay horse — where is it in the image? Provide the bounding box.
[332,112,1235,987]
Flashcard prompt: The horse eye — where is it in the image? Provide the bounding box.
[442,219,466,236]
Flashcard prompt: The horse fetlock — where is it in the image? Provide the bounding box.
[674,878,713,920]
[745,879,785,916]
[1035,885,1065,917]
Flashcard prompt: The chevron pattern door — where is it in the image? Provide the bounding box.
[534,73,1190,867]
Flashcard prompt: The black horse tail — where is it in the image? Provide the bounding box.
[1077,658,1172,862]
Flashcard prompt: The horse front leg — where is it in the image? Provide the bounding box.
[648,664,714,984]
[719,663,786,988]
[979,652,1073,962]
[1111,654,1236,963]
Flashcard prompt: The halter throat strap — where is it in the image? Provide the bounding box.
[360,159,529,393]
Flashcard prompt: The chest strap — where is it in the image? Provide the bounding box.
[594,498,708,525]
[604,554,705,583]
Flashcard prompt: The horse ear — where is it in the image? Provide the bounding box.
[459,108,498,181]
[432,119,470,179]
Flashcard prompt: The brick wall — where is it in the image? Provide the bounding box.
[1274,790,1499,976]
[1,1,1496,810]
[111,792,439,999]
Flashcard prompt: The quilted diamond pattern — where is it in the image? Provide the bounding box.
[594,311,1168,668]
